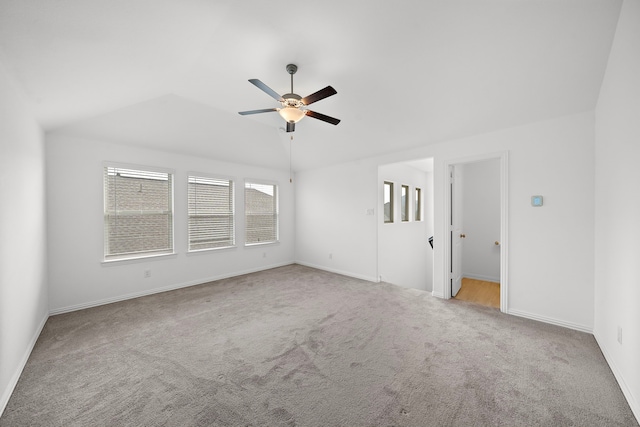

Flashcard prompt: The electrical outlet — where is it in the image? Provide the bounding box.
[263,252,266,258]
[617,326,622,344]
[144,269,151,278]
[329,253,332,260]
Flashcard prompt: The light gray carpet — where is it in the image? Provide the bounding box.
[1,264,637,426]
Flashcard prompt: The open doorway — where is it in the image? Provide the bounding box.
[444,152,508,313]
[450,159,501,308]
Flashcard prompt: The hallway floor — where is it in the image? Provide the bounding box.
[455,277,500,309]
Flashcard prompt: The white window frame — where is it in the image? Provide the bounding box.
[384,181,394,223]
[103,163,175,262]
[244,180,279,246]
[401,184,410,222]
[415,187,422,221]
[187,173,236,252]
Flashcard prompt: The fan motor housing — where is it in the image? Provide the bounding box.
[281,93,304,108]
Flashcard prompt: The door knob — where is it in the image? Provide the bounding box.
[460,234,466,238]
[495,241,500,246]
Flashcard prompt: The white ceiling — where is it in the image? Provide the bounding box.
[0,0,622,171]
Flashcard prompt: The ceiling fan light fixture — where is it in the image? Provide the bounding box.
[278,106,306,123]
[239,64,339,132]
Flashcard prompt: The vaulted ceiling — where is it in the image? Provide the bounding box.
[0,0,622,171]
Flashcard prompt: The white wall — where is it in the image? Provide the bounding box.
[378,163,433,292]
[46,134,295,313]
[296,111,595,331]
[594,0,640,420]
[0,63,49,415]
[294,161,378,281]
[461,159,501,282]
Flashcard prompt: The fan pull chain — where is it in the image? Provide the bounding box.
[289,135,293,183]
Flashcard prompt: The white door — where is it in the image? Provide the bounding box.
[451,165,464,297]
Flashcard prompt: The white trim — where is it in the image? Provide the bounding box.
[186,174,236,252]
[187,171,236,183]
[102,163,176,262]
[243,177,280,188]
[186,245,238,255]
[102,161,175,175]
[244,240,281,248]
[244,180,279,246]
[50,262,294,315]
[442,151,509,315]
[594,332,640,424]
[101,252,177,265]
[0,313,48,417]
[507,308,592,333]
[295,260,379,283]
[498,152,509,313]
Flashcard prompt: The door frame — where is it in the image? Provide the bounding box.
[450,164,463,297]
[443,151,509,313]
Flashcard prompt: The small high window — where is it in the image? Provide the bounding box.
[415,188,422,221]
[401,185,409,221]
[384,181,394,223]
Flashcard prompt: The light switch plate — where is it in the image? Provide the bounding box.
[531,195,543,207]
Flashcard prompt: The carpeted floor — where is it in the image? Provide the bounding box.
[1,264,637,426]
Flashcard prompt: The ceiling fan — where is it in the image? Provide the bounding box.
[238,64,340,133]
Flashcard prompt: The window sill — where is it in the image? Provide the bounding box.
[101,252,177,265]
[187,246,237,255]
[245,240,280,248]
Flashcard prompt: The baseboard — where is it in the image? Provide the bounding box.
[462,273,500,283]
[594,332,640,424]
[507,308,593,334]
[0,312,48,418]
[294,261,378,283]
[49,262,295,315]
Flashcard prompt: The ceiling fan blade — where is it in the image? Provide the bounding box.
[248,79,283,102]
[301,86,337,105]
[305,110,341,125]
[238,108,278,115]
[286,122,295,133]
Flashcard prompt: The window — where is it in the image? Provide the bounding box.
[245,181,278,245]
[188,175,234,251]
[104,166,173,260]
[384,181,394,223]
[415,187,422,221]
[401,185,409,221]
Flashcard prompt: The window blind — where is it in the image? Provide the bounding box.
[188,176,235,251]
[104,166,173,260]
[245,182,278,245]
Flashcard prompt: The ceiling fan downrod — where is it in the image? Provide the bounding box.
[286,63,297,94]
